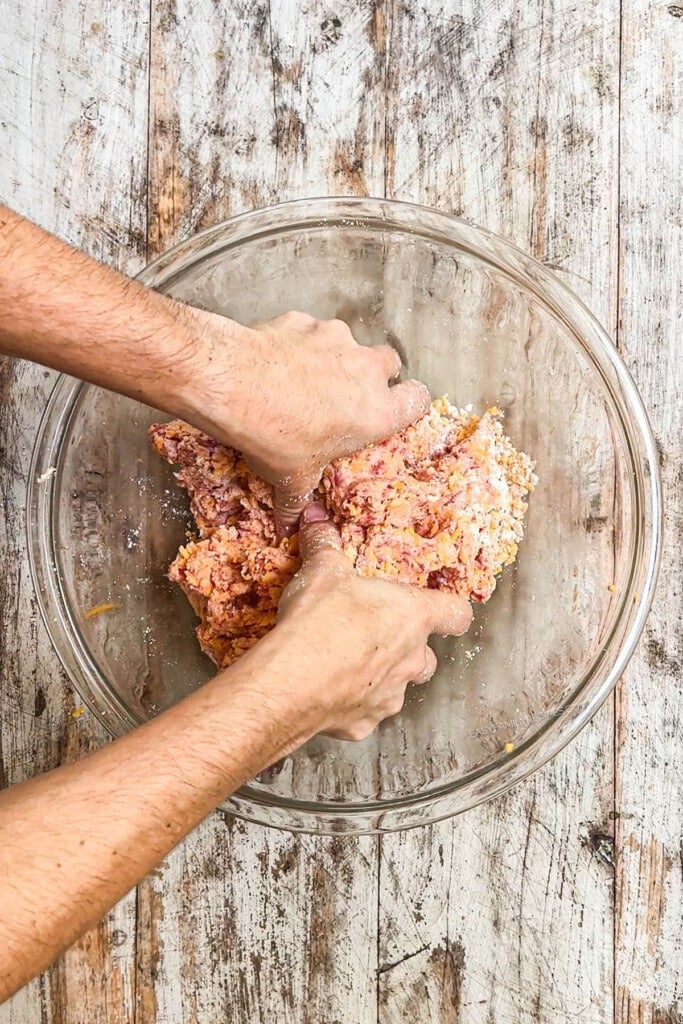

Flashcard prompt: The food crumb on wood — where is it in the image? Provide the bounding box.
[84,601,121,620]
[504,742,515,753]
[37,466,57,484]
[607,583,616,592]
[71,706,85,719]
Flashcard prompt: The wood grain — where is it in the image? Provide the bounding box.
[379,2,620,1021]
[614,2,683,1020]
[136,815,378,1023]
[140,3,386,1022]
[148,0,277,256]
[0,0,681,1021]
[269,0,386,195]
[0,0,148,1020]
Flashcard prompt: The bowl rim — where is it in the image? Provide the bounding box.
[27,196,663,833]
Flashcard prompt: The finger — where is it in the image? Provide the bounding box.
[388,379,431,432]
[385,691,407,716]
[418,589,473,637]
[273,487,312,538]
[413,646,438,685]
[298,502,345,562]
[372,344,402,381]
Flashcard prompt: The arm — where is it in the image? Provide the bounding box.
[0,506,471,1001]
[0,203,429,531]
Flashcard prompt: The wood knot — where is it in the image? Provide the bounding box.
[582,828,615,870]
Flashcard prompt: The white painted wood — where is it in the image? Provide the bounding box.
[614,2,683,1020]
[268,0,386,196]
[137,815,378,1023]
[148,0,278,256]
[139,3,386,1022]
[0,0,681,1021]
[379,2,621,1021]
[0,0,148,1020]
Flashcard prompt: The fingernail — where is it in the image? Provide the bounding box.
[301,502,330,524]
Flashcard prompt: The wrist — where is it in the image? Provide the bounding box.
[217,623,338,748]
[166,305,273,450]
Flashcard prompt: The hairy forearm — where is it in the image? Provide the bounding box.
[0,203,247,424]
[0,626,323,1002]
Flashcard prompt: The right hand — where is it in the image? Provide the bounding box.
[276,503,473,741]
[178,308,431,536]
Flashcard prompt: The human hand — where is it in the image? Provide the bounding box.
[274,503,472,741]
[0,210,427,538]
[179,308,430,536]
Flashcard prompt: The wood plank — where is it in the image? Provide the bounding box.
[379,2,620,1021]
[615,2,683,1020]
[147,0,277,257]
[140,3,387,1021]
[136,815,378,1023]
[3,2,680,1022]
[0,0,149,1019]
[269,0,386,196]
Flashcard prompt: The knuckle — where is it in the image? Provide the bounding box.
[370,346,392,371]
[343,345,368,372]
[348,722,374,742]
[388,697,405,716]
[327,317,353,336]
[285,310,317,329]
[408,653,428,678]
[380,345,402,373]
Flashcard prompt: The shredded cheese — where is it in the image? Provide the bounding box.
[84,602,121,620]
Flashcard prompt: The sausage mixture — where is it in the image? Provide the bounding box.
[149,398,536,668]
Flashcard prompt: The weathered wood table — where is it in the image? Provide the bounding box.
[1,2,681,1021]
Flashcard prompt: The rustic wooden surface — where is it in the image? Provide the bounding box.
[0,1,681,1022]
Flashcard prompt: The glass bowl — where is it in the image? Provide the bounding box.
[27,197,661,833]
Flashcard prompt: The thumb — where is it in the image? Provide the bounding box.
[419,588,473,637]
[273,487,311,538]
[387,379,431,432]
[298,502,345,562]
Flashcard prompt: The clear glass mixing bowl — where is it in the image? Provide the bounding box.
[27,198,661,833]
